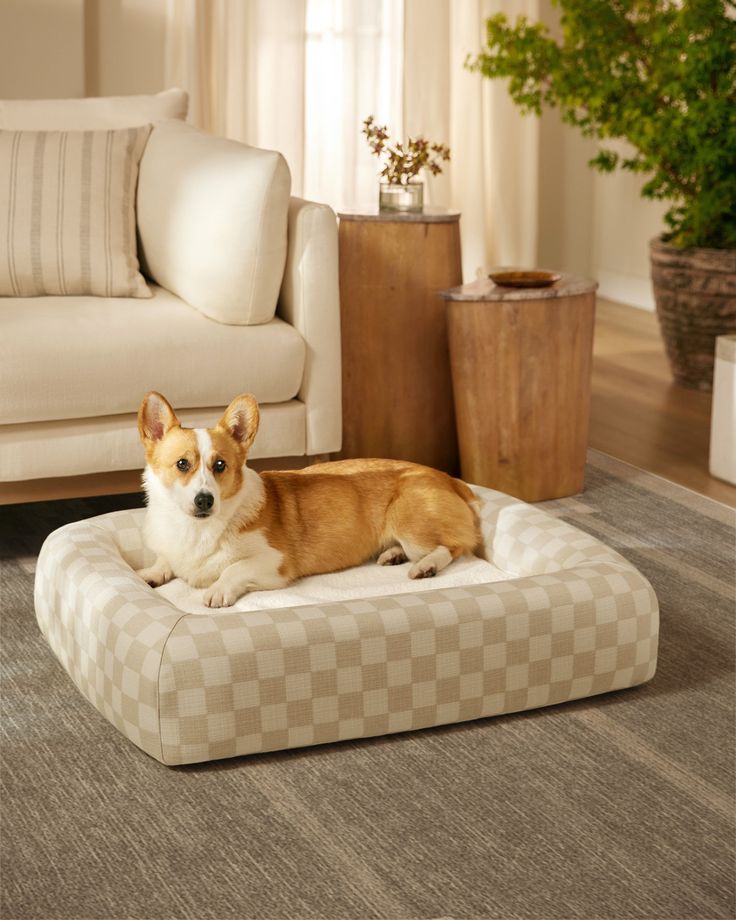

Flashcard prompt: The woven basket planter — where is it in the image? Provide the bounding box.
[650,238,736,391]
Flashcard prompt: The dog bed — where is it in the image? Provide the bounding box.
[34,485,659,765]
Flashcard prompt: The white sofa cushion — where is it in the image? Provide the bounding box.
[0,89,187,130]
[0,285,305,425]
[137,121,291,326]
[0,126,151,297]
[0,403,307,482]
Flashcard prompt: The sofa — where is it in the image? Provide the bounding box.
[0,89,341,503]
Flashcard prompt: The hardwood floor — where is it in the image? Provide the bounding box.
[590,298,736,508]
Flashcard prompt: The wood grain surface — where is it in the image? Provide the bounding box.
[336,217,462,473]
[590,298,736,507]
[447,293,596,501]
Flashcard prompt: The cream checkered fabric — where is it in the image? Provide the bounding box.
[34,487,659,765]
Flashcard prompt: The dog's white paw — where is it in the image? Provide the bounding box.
[409,560,437,579]
[377,546,408,566]
[137,564,172,588]
[203,583,241,608]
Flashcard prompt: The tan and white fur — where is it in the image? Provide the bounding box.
[137,392,482,608]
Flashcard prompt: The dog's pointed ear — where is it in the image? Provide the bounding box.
[217,394,260,452]
[138,392,180,444]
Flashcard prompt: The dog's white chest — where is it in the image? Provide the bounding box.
[144,509,281,589]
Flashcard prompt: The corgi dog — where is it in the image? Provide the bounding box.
[137,392,482,608]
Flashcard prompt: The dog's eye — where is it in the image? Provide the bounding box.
[176,458,190,472]
[213,459,226,473]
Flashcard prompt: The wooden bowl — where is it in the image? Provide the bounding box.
[489,270,562,289]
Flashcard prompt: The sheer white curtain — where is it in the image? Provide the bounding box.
[164,0,539,279]
[404,0,539,278]
[165,0,402,210]
[165,0,308,189]
[304,1,403,209]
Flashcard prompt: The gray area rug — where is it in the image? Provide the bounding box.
[1,450,734,920]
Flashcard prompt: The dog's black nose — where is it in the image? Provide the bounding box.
[194,491,214,513]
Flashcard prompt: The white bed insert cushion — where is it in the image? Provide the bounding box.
[34,485,659,766]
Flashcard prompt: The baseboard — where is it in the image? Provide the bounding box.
[0,470,144,505]
[597,271,655,311]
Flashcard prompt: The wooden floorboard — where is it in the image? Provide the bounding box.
[590,299,736,509]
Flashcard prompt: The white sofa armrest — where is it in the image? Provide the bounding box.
[278,197,342,455]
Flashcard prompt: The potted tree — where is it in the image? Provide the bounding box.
[467,0,736,390]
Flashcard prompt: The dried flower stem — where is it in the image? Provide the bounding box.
[362,115,451,186]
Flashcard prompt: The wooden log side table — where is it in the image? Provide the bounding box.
[336,208,462,473]
[441,274,598,501]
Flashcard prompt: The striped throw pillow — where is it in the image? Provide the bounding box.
[0,125,152,298]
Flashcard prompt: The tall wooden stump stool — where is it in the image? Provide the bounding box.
[442,274,598,501]
[336,208,462,473]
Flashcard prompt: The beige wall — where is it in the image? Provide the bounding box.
[536,115,666,309]
[88,0,167,97]
[592,142,668,309]
[537,108,596,278]
[0,0,167,100]
[0,0,84,99]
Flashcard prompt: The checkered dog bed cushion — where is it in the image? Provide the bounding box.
[34,486,659,765]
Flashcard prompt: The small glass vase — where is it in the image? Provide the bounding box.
[379,181,424,213]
